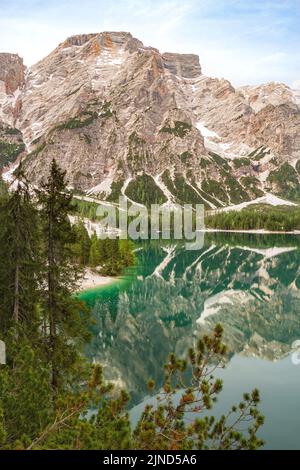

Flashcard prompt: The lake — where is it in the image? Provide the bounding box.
[80,233,300,449]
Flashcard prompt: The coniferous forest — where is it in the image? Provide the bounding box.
[0,160,265,450]
[205,205,300,232]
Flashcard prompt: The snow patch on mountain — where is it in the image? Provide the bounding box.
[87,177,113,196]
[195,121,252,159]
[2,162,19,183]
[217,193,298,212]
[196,122,220,139]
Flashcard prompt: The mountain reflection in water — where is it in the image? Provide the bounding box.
[81,233,300,449]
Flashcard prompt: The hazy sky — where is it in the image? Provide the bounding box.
[0,0,299,88]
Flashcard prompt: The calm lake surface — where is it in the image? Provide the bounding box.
[80,233,300,449]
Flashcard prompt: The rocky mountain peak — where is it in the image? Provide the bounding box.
[0,32,299,207]
[61,33,98,48]
[239,81,299,113]
[162,52,201,78]
[59,31,144,55]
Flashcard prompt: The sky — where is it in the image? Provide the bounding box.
[0,0,299,88]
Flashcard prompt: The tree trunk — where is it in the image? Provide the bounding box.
[13,263,20,324]
[48,202,58,390]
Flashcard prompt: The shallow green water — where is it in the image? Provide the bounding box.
[81,233,300,449]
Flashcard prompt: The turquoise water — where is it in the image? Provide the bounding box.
[81,233,300,449]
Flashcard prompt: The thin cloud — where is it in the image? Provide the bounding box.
[0,0,298,87]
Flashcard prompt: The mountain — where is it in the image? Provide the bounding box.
[0,32,300,207]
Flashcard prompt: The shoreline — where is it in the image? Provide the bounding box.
[77,229,299,293]
[79,268,119,292]
[199,228,300,235]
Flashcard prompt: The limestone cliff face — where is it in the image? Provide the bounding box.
[0,53,25,94]
[0,53,24,126]
[162,52,202,78]
[0,32,300,206]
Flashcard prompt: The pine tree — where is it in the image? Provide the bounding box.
[98,239,121,276]
[72,220,91,266]
[0,334,53,446]
[38,160,91,390]
[0,168,41,338]
[119,240,135,267]
[89,234,100,267]
[0,326,265,450]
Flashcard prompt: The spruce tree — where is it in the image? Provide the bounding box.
[0,168,41,338]
[89,234,100,267]
[72,220,91,266]
[38,160,91,390]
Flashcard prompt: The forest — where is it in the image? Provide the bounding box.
[205,204,300,231]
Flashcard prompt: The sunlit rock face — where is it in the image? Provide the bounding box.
[0,32,300,204]
[162,53,202,78]
[0,53,24,126]
[0,53,25,95]
[84,236,300,403]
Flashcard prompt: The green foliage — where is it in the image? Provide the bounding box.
[206,204,300,231]
[0,326,264,450]
[196,187,221,208]
[0,161,265,451]
[267,163,300,202]
[98,239,123,277]
[128,132,145,146]
[89,234,101,268]
[202,179,229,204]
[2,126,20,136]
[107,179,124,202]
[134,325,264,450]
[72,220,91,266]
[71,198,99,221]
[225,174,250,204]
[0,140,25,169]
[209,152,231,171]
[69,215,136,276]
[0,178,6,196]
[202,153,252,205]
[179,151,192,163]
[162,171,206,205]
[55,110,98,131]
[204,231,300,248]
[127,132,148,172]
[0,168,41,336]
[199,158,212,169]
[88,236,135,276]
[232,157,251,168]
[23,142,47,167]
[0,125,21,140]
[99,101,114,118]
[269,156,279,166]
[125,174,167,206]
[248,146,270,161]
[240,176,264,198]
[160,121,192,138]
[38,160,91,389]
[0,336,53,448]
